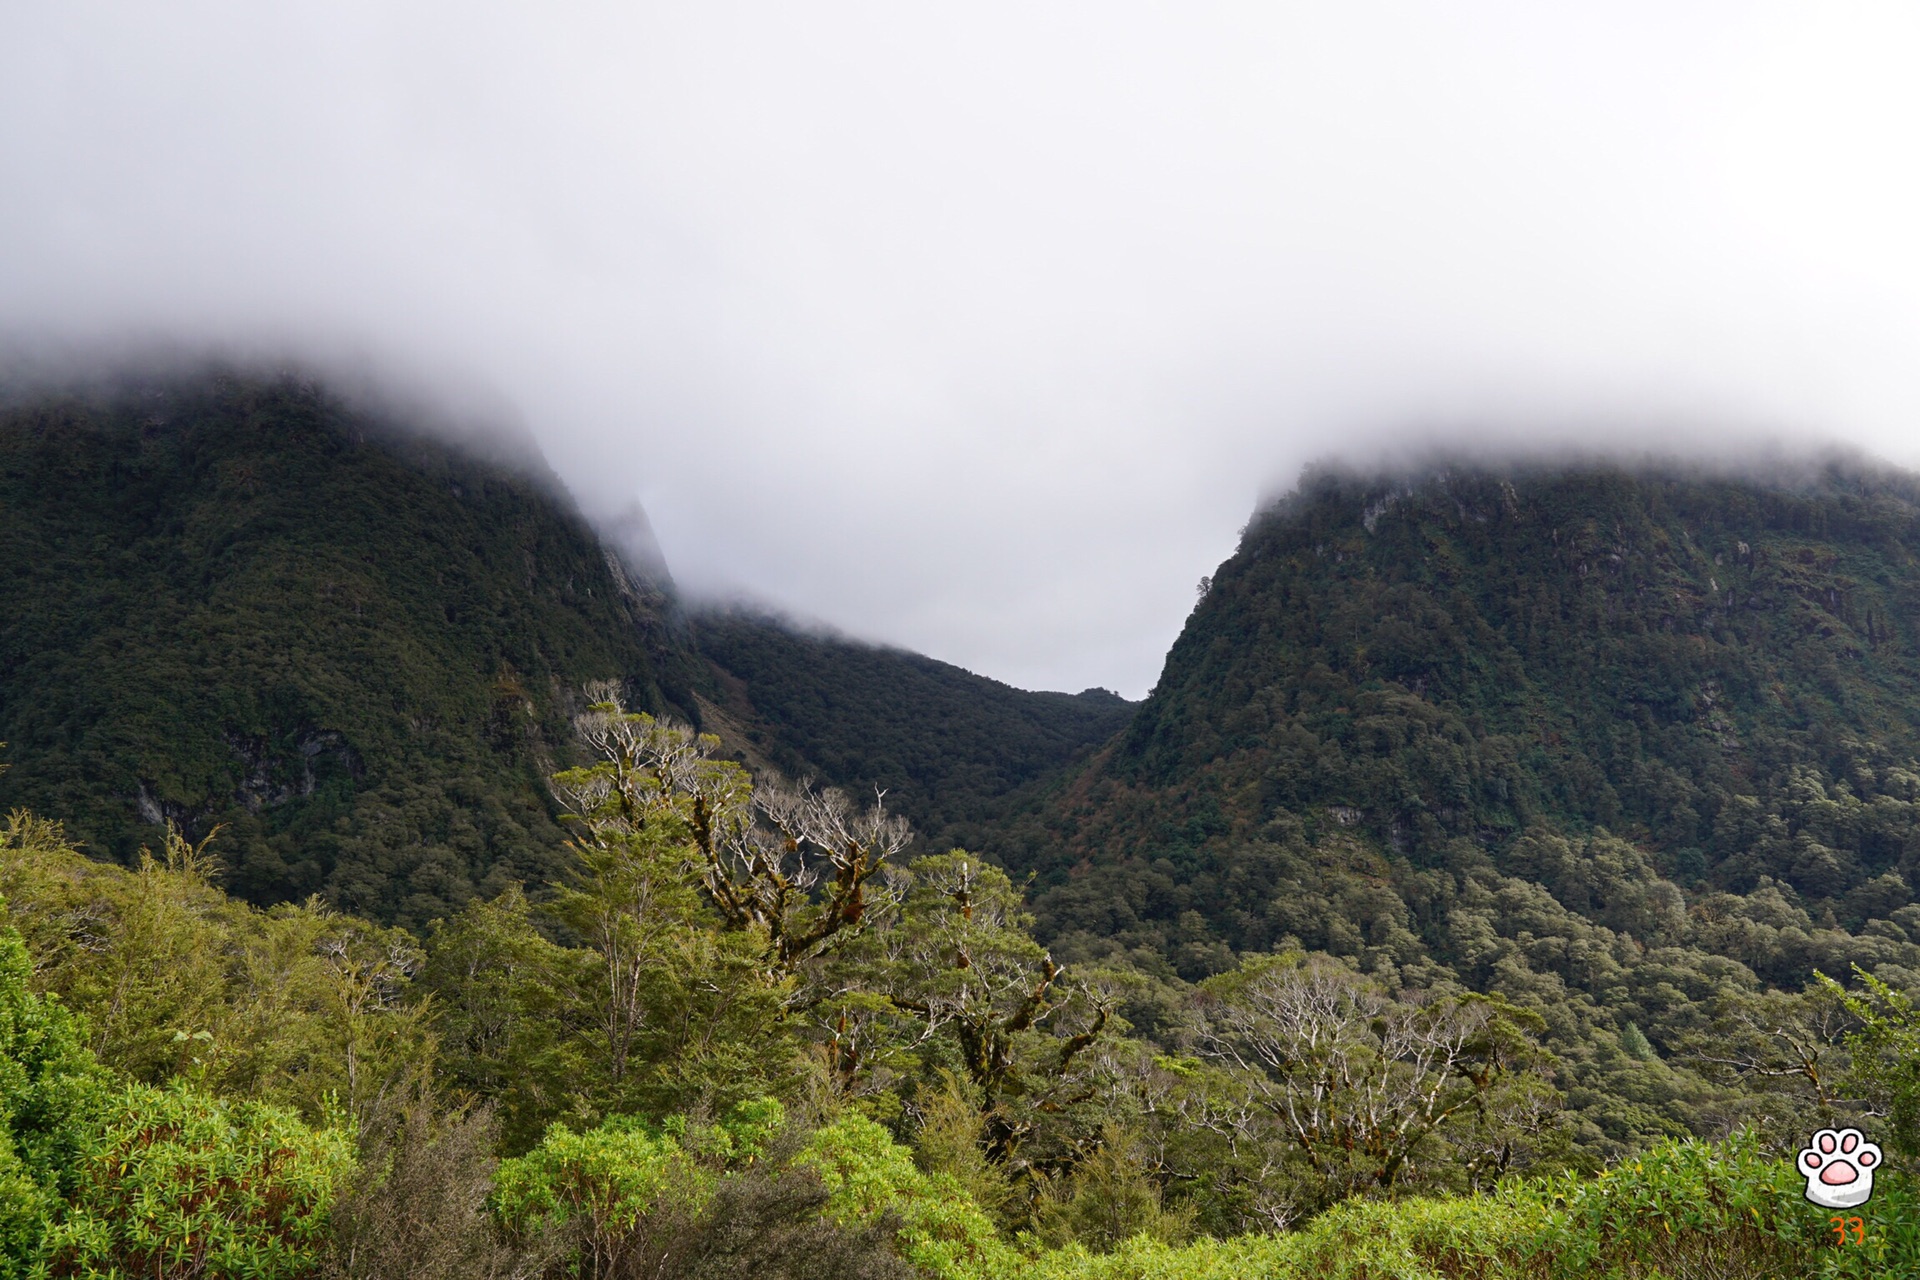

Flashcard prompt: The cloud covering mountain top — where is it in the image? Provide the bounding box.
[5,3,1919,695]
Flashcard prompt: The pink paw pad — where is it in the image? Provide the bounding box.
[1799,1129,1881,1207]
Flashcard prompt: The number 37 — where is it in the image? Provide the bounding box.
[1831,1215,1866,1245]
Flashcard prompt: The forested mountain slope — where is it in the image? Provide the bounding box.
[976,460,1920,1143]
[17,370,1920,1222]
[0,372,696,923]
[691,607,1135,852]
[0,368,1136,925]
[1013,459,1920,948]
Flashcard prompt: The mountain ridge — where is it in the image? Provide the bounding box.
[995,456,1920,967]
[686,602,1136,853]
[0,368,1133,922]
[14,370,1920,1160]
[0,370,704,921]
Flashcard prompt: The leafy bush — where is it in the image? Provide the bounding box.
[797,1113,1016,1280]
[490,1103,934,1280]
[0,914,99,1122]
[492,1114,711,1277]
[41,1080,352,1279]
[0,916,99,1277]
[1817,1172,1920,1280]
[1527,1134,1920,1280]
[1016,1133,1918,1280]
[1527,1132,1814,1278]
[1018,1193,1535,1280]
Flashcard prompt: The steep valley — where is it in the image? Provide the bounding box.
[10,372,1920,1161]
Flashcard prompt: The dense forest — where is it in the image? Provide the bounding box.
[3,704,1917,1278]
[0,374,1132,925]
[0,373,697,923]
[7,371,1920,1275]
[982,461,1920,1157]
[1023,459,1920,947]
[690,607,1133,853]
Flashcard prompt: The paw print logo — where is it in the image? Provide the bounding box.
[1798,1128,1880,1209]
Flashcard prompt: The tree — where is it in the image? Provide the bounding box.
[545,777,793,1123]
[1192,953,1552,1207]
[547,787,717,1097]
[1030,1120,1194,1252]
[866,853,1112,1168]
[1829,965,1920,1166]
[553,694,907,989]
[420,886,587,1155]
[1677,982,1860,1128]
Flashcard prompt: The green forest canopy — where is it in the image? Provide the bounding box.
[1,703,1918,1278]
[0,372,1130,931]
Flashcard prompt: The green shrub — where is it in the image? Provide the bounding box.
[0,1141,46,1280]
[797,1113,1015,1280]
[1015,1133,1919,1280]
[492,1114,711,1276]
[1287,1195,1538,1280]
[1019,1193,1536,1280]
[1818,1171,1920,1279]
[1528,1131,1817,1278]
[0,916,104,1276]
[712,1096,787,1164]
[1019,1233,1298,1280]
[41,1080,352,1279]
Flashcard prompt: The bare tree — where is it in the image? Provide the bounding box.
[1193,954,1545,1200]
[1679,984,1862,1125]
[713,779,911,976]
[554,693,909,989]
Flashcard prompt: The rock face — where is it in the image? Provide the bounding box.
[0,370,691,924]
[597,499,677,605]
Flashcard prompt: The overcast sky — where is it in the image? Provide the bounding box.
[5,4,1920,696]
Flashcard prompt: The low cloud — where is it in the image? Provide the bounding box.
[4,3,1919,696]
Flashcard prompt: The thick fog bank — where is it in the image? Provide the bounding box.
[7,5,1920,694]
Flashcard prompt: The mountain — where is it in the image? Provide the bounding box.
[984,458,1920,1141]
[0,368,1133,924]
[689,606,1134,853]
[1011,458,1920,950]
[0,371,704,922]
[17,368,1920,1157]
